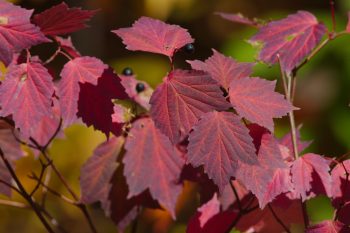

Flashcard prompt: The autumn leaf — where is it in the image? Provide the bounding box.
[215,12,261,27]
[306,220,349,233]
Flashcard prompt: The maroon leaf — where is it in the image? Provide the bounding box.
[236,133,288,208]
[187,111,257,192]
[119,74,153,110]
[331,160,350,208]
[0,62,54,139]
[187,49,254,90]
[291,153,332,201]
[77,68,128,136]
[337,203,350,225]
[150,69,230,144]
[0,1,48,65]
[112,17,194,58]
[32,2,97,36]
[215,12,260,27]
[57,56,108,126]
[198,193,220,228]
[250,11,326,73]
[124,117,184,218]
[229,76,294,131]
[80,136,124,205]
[306,220,350,233]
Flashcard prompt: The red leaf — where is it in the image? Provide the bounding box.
[112,17,194,58]
[215,12,260,27]
[229,76,294,131]
[331,160,350,208]
[120,74,153,110]
[150,69,230,144]
[291,153,332,201]
[55,36,81,58]
[124,117,184,218]
[77,68,128,136]
[32,2,97,36]
[337,203,350,225]
[307,220,350,233]
[57,57,108,126]
[187,49,254,90]
[187,111,258,192]
[347,12,350,33]
[198,193,220,228]
[250,11,326,73]
[236,134,288,208]
[0,62,54,139]
[80,136,124,205]
[0,1,48,65]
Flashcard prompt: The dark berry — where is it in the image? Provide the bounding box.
[135,82,145,93]
[122,67,133,76]
[183,43,195,54]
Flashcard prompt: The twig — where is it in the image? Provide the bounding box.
[41,166,52,207]
[0,148,55,233]
[30,159,50,196]
[44,46,62,65]
[268,204,291,233]
[0,199,28,209]
[329,0,336,33]
[229,180,243,211]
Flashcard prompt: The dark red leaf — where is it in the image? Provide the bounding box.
[57,56,108,127]
[197,193,220,228]
[150,69,230,144]
[229,76,294,131]
[291,153,332,201]
[124,117,184,218]
[0,1,48,65]
[307,220,350,233]
[215,12,260,27]
[119,74,153,110]
[32,2,97,36]
[0,62,54,139]
[337,203,350,225]
[236,133,288,208]
[80,136,124,205]
[187,49,254,90]
[77,68,128,136]
[112,17,194,58]
[331,160,350,208]
[187,111,257,192]
[250,11,326,73]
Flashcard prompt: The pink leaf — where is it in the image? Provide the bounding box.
[215,12,260,27]
[119,74,153,110]
[32,2,97,36]
[236,133,288,208]
[0,1,48,65]
[150,69,230,144]
[198,193,220,228]
[124,117,184,218]
[306,220,349,233]
[0,62,54,139]
[291,153,332,201]
[112,16,194,58]
[77,68,128,136]
[187,111,258,192]
[229,76,294,131]
[57,56,108,126]
[250,11,326,74]
[331,160,350,208]
[187,49,254,90]
[80,137,124,205]
[55,36,81,58]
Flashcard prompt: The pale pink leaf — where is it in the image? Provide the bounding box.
[306,220,349,233]
[187,111,258,192]
[0,62,54,139]
[215,12,260,27]
[291,153,332,201]
[229,76,294,131]
[80,137,124,205]
[124,117,184,218]
[198,193,220,228]
[150,69,230,144]
[112,16,194,58]
[188,49,254,90]
[250,11,326,74]
[57,56,108,126]
[0,0,48,65]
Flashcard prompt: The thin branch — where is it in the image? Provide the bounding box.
[0,148,55,233]
[0,199,28,209]
[0,178,22,195]
[41,166,52,207]
[286,73,299,159]
[30,159,49,196]
[229,180,243,212]
[44,46,61,65]
[268,204,291,233]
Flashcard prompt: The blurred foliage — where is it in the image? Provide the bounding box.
[2,0,350,232]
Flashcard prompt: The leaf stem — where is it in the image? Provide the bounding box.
[329,0,336,33]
